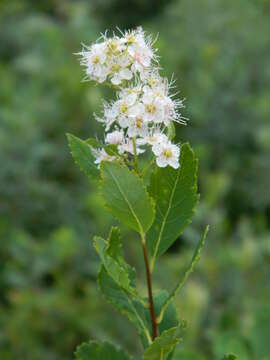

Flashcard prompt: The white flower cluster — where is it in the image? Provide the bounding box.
[79,27,154,85]
[78,27,186,169]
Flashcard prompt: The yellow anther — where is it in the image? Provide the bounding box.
[93,55,100,64]
[146,104,156,113]
[136,118,143,128]
[126,34,135,44]
[120,103,128,113]
[162,149,172,159]
[111,64,121,72]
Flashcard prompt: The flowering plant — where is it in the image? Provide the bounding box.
[67,28,213,359]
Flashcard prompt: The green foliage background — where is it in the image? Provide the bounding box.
[0,0,270,359]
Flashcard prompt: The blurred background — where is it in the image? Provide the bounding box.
[0,0,270,359]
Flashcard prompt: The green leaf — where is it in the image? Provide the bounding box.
[94,227,137,294]
[106,227,123,260]
[75,341,133,360]
[157,226,209,323]
[98,266,152,346]
[104,144,119,156]
[143,326,183,360]
[86,137,102,148]
[147,143,199,269]
[144,290,179,337]
[100,161,155,234]
[144,290,181,359]
[222,355,238,360]
[67,133,99,179]
[94,236,130,291]
[97,229,151,345]
[106,227,137,286]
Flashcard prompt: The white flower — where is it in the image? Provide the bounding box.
[118,138,145,155]
[152,140,180,169]
[105,130,124,145]
[110,57,133,85]
[126,28,154,74]
[114,95,137,128]
[106,37,125,55]
[127,102,145,119]
[118,85,141,103]
[80,43,109,83]
[142,90,164,123]
[104,105,118,130]
[143,75,184,125]
[144,128,168,146]
[144,70,164,89]
[95,102,118,131]
[127,115,148,138]
[92,148,115,167]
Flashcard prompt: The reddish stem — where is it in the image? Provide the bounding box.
[142,242,158,340]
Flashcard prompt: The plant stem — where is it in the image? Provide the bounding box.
[133,139,157,339]
[132,137,139,173]
[141,236,158,340]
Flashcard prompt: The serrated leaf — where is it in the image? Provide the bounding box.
[147,143,199,270]
[94,236,131,291]
[67,133,99,179]
[106,227,137,287]
[97,229,151,344]
[157,226,208,323]
[98,266,152,346]
[143,326,183,360]
[100,162,155,234]
[94,227,139,296]
[106,227,123,260]
[75,340,133,360]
